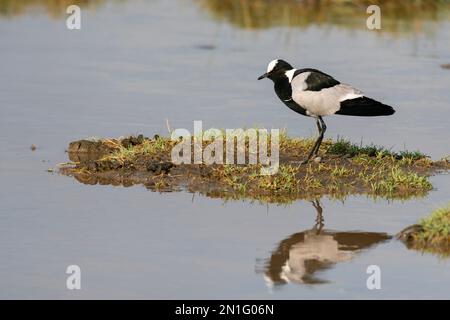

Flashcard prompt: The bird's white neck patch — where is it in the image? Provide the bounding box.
[267,59,279,73]
[285,69,297,83]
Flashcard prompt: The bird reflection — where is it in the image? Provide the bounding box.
[261,200,391,286]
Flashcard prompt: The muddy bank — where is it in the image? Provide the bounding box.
[59,134,450,203]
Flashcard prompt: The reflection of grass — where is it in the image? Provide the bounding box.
[0,0,106,17]
[196,0,450,35]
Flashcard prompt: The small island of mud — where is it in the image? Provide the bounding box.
[58,133,449,203]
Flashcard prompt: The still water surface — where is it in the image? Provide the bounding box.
[0,0,449,299]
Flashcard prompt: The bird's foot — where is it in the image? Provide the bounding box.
[301,159,311,165]
[303,156,322,164]
[291,155,321,166]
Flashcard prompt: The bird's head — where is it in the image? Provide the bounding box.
[258,59,294,81]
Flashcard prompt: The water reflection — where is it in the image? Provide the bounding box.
[260,200,391,286]
[196,0,450,35]
[0,0,106,17]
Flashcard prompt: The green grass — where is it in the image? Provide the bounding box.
[212,161,433,201]
[418,204,450,246]
[370,167,432,195]
[397,150,428,161]
[257,165,302,192]
[327,139,387,157]
[327,138,427,160]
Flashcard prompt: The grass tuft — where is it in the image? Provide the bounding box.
[418,205,450,246]
[399,204,450,258]
[327,138,427,161]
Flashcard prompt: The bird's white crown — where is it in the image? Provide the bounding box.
[267,59,279,73]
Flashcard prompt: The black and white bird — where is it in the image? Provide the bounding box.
[258,59,395,163]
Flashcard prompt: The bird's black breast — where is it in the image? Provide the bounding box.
[274,77,308,116]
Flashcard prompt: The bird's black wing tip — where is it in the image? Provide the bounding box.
[337,97,396,117]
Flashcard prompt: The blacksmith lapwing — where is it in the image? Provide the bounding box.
[258,59,395,163]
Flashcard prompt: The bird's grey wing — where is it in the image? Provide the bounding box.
[291,70,363,116]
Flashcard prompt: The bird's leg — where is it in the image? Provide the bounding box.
[312,116,327,157]
[301,118,323,164]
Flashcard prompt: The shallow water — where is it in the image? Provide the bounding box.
[0,0,449,299]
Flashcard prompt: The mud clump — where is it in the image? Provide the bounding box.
[67,135,151,169]
[68,138,119,162]
[120,134,145,148]
[147,161,174,174]
[397,224,423,242]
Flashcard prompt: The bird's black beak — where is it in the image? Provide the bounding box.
[258,73,268,80]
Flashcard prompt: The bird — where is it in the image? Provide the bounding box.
[258,59,395,163]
